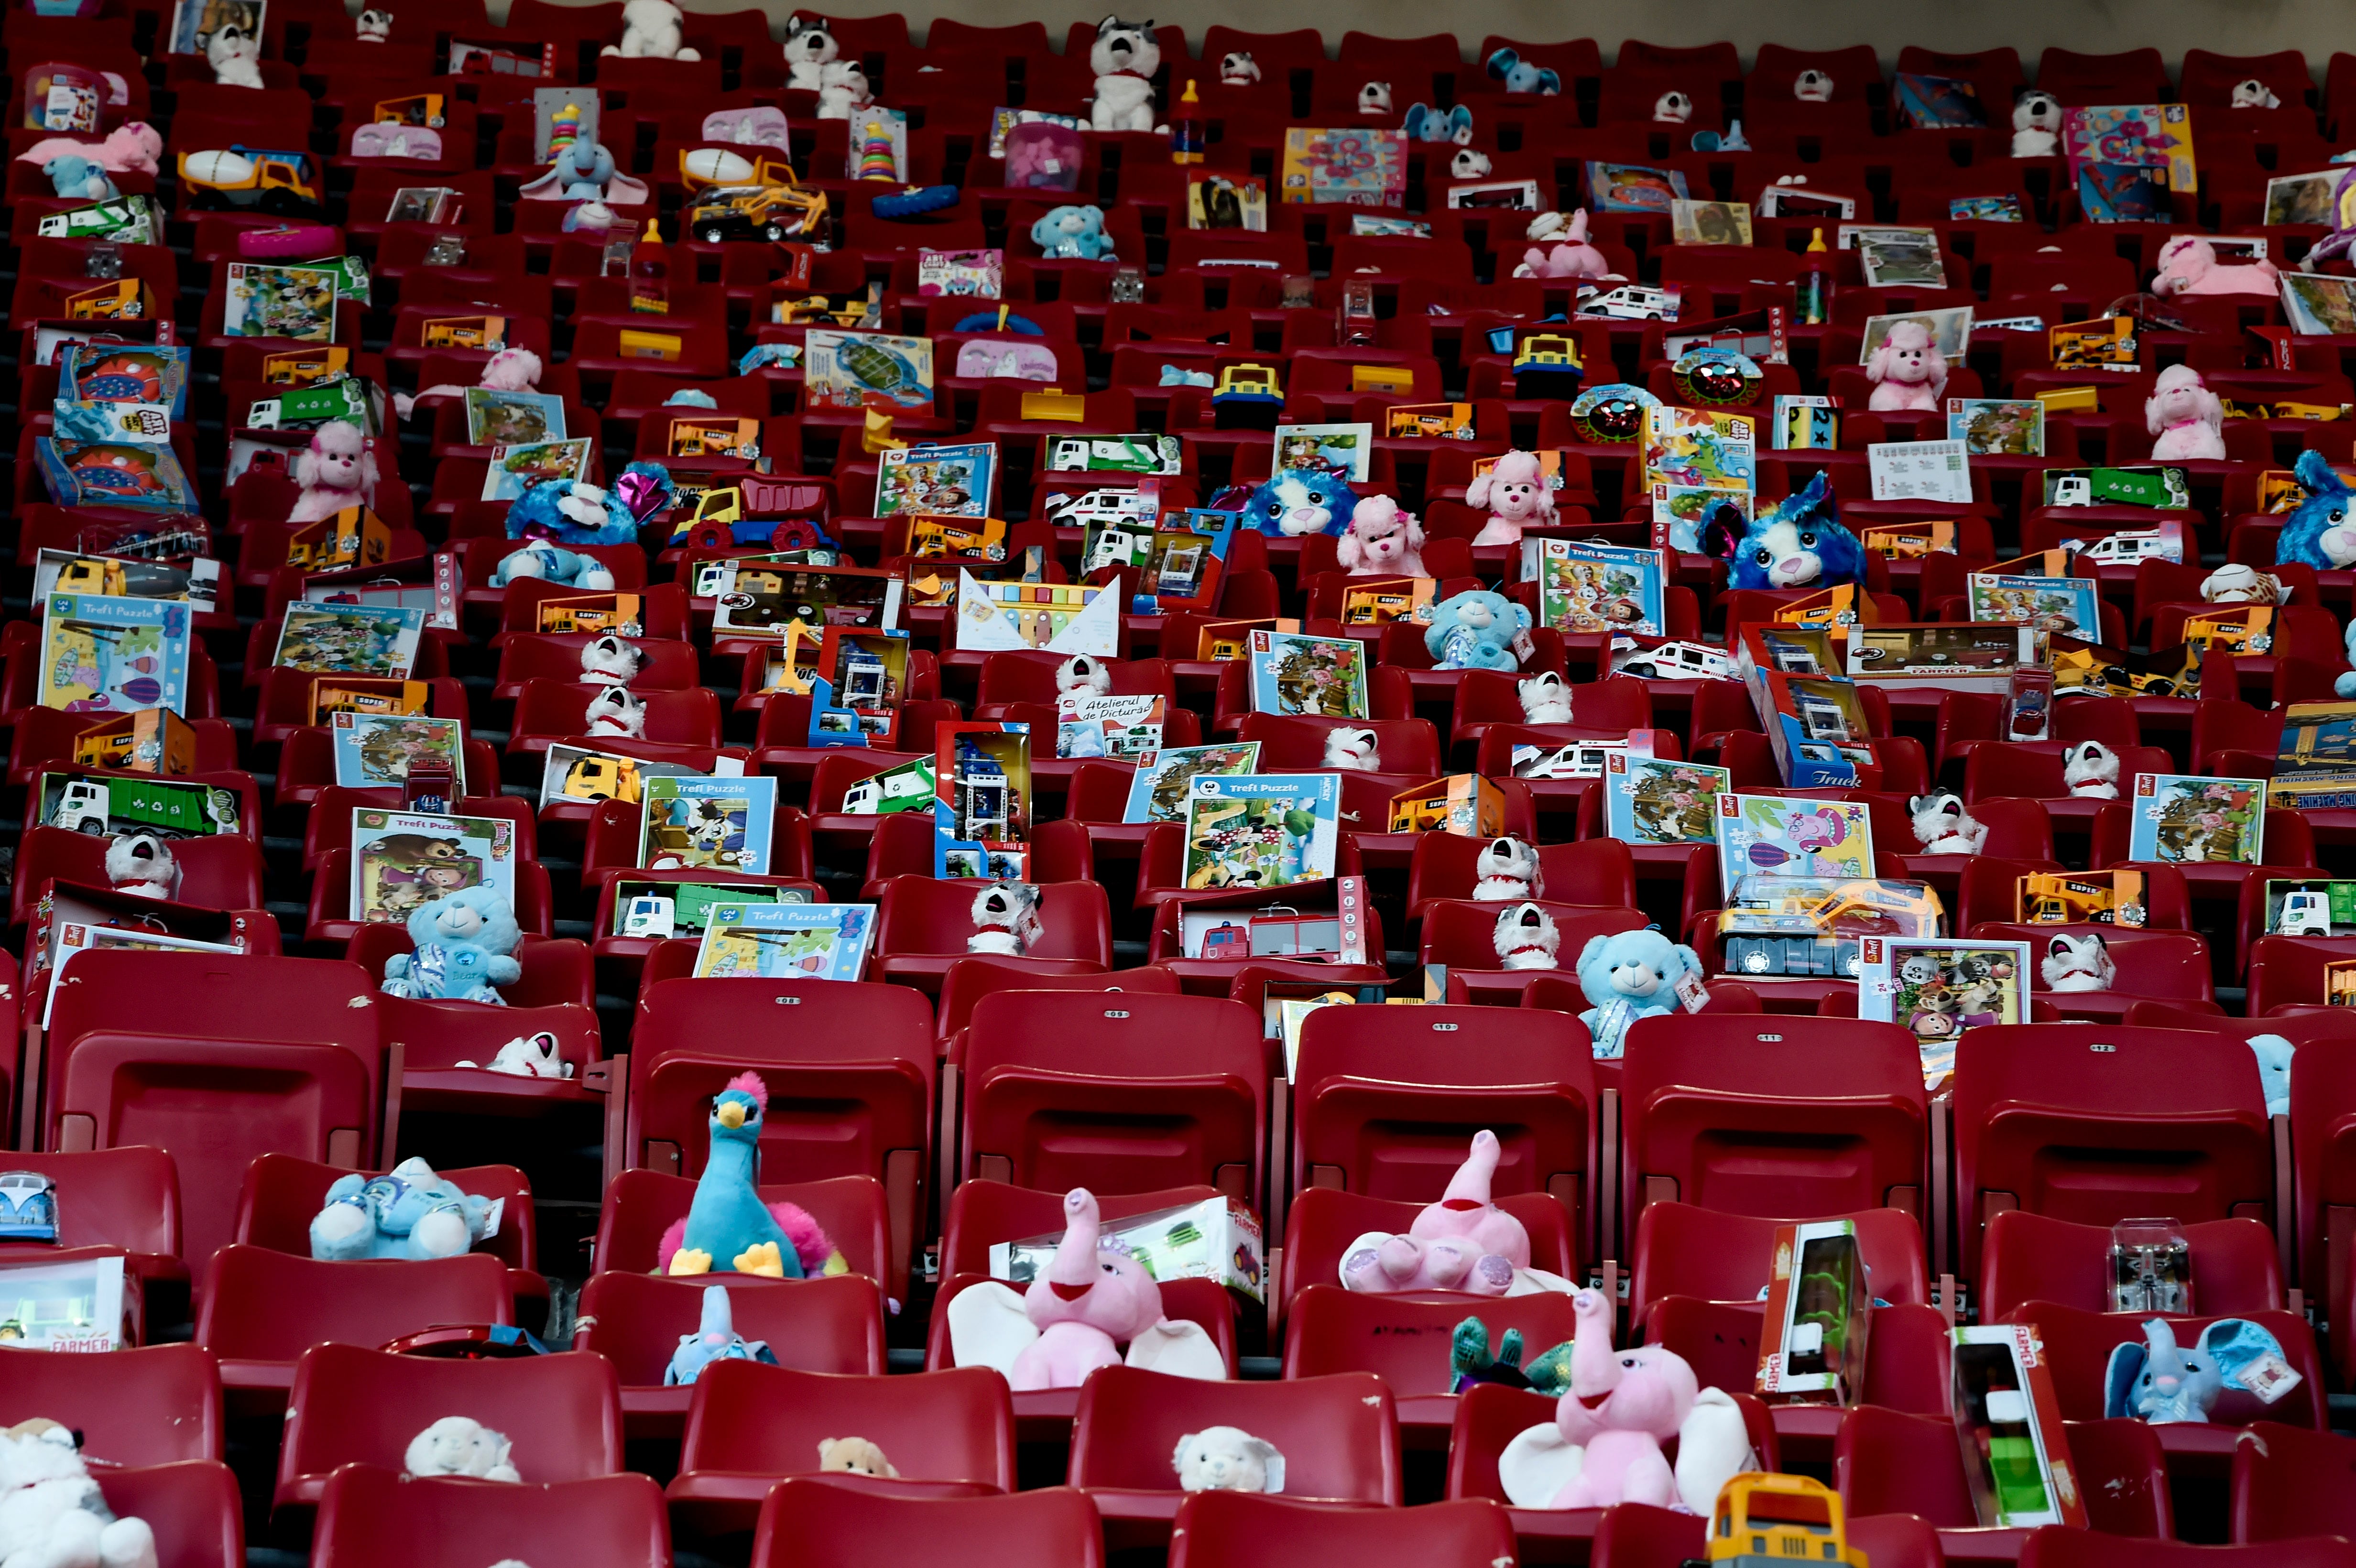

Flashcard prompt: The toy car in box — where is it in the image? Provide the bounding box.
[2269,878,2356,936]
[1719,875,1939,979]
[1846,623,2040,691]
[2018,871,2148,927]
[1757,1220,1872,1405]
[0,1171,58,1240]
[1611,638,1735,680]
[1386,775,1507,838]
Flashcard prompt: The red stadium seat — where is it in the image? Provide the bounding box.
[2024,1530,2356,1568]
[592,1168,894,1296]
[86,1462,242,1568]
[572,1272,886,1433]
[1837,1405,2171,1555]
[2004,1301,2328,1454]
[1167,1491,1516,1568]
[195,1247,513,1402]
[1280,1284,1577,1436]
[1978,1209,2283,1321]
[314,1465,670,1568]
[1628,1201,1930,1324]
[751,1480,1102,1568]
[0,1343,222,1464]
[1276,1185,1579,1324]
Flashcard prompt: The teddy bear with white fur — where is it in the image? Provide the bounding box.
[2062,740,2121,799]
[1493,902,1561,970]
[584,686,646,738]
[1173,1427,1285,1494]
[1518,672,1573,724]
[0,1420,159,1568]
[1909,791,1987,854]
[404,1417,520,1481]
[2040,932,2115,992]
[579,635,644,686]
[1337,495,1427,577]
[2201,564,2283,605]
[105,833,177,899]
[968,882,1044,956]
[1472,836,1539,902]
[1323,728,1379,771]
[601,0,699,60]
[290,421,380,524]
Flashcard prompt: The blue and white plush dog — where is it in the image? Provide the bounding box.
[1243,468,1359,537]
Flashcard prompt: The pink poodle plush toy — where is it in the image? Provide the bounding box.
[2151,235,2282,298]
[1339,1130,1574,1295]
[2145,364,2226,462]
[1337,495,1428,576]
[1865,320,1947,412]
[289,421,380,523]
[395,348,545,420]
[1465,450,1557,546]
[1511,209,1614,282]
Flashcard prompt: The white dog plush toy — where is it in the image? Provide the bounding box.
[2200,564,2283,605]
[1909,790,1987,855]
[457,1031,575,1078]
[584,685,646,738]
[2012,91,2062,157]
[1173,1427,1285,1494]
[1357,81,1392,115]
[1087,15,1163,132]
[1653,89,1692,123]
[2062,740,2121,799]
[1518,671,1574,723]
[1472,837,1540,902]
[579,634,643,685]
[1493,902,1561,971]
[0,1421,159,1568]
[601,0,699,59]
[1323,727,1379,771]
[1057,653,1113,697]
[207,22,265,86]
[782,13,838,89]
[968,881,1044,956]
[1793,68,1833,101]
[404,1418,521,1481]
[105,833,177,899]
[2231,77,2281,109]
[1217,50,1259,85]
[2040,932,2116,993]
[1451,147,1493,179]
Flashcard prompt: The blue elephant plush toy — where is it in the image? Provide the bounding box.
[381,887,524,1005]
[664,1285,780,1385]
[2103,1317,2292,1425]
[1574,927,1705,1058]
[1243,468,1360,538]
[1426,589,1533,671]
[1705,470,1867,591]
[491,538,618,589]
[44,154,116,200]
[310,1156,495,1260]
[550,140,618,200]
[2247,1033,2292,1115]
[1030,204,1115,260]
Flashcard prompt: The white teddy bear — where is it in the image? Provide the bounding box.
[601,0,699,60]
[404,1417,521,1481]
[1172,1427,1285,1493]
[0,1422,158,1568]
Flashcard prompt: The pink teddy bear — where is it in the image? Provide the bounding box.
[1512,208,1614,282]
[2145,364,2226,462]
[1865,319,1947,412]
[1341,1130,1534,1295]
[1337,495,1428,577]
[395,347,545,420]
[2151,235,2281,298]
[19,120,163,175]
[289,421,381,523]
[1465,449,1557,546]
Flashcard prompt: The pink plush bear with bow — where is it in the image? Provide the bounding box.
[1866,320,1947,412]
[289,421,381,523]
[1341,1129,1528,1294]
[2145,364,2226,462]
[1337,495,1428,577]
[1013,1187,1168,1390]
[1465,450,1557,545]
[2151,235,2281,298]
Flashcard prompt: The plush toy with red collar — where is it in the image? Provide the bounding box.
[1087,16,1164,132]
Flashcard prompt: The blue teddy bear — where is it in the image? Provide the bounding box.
[1426,589,1532,671]
[381,887,524,1005]
[1574,927,1705,1058]
[1030,204,1115,261]
[44,154,117,201]
[1705,470,1867,592]
[1243,468,1359,538]
[309,1156,495,1260]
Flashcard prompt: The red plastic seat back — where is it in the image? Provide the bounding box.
[677,1361,1013,1488]
[195,1247,513,1365]
[1651,1296,1952,1416]
[1978,1209,2283,1320]
[1071,1364,1399,1503]
[752,1479,1102,1568]
[592,1168,892,1289]
[1167,1491,1515,1568]
[1628,1201,1929,1322]
[1277,1186,1578,1314]
[0,1146,180,1261]
[2231,1421,2356,1543]
[936,961,1179,1044]
[1280,1284,1576,1402]
[1233,713,1442,773]
[1447,1380,1781,1506]
[1838,1405,2171,1538]
[2007,1301,2327,1432]
[574,1272,884,1386]
[314,1466,670,1568]
[2023,1527,2356,1568]
[0,1343,221,1465]
[874,876,1111,963]
[938,1179,1222,1279]
[1417,900,1650,971]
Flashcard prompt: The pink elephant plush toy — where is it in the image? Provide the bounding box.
[2150,235,2281,298]
[1865,320,1947,412]
[943,1187,1226,1389]
[1465,449,1557,546]
[1496,1287,1753,1512]
[1340,1130,1573,1296]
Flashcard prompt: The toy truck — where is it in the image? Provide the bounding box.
[2277,881,2356,936]
[1683,1473,1869,1568]
[176,147,322,213]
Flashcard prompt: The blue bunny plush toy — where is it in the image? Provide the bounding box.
[1243,468,1359,538]
[2275,448,2356,573]
[1573,927,1705,1058]
[1426,589,1532,671]
[1705,470,1867,591]
[1030,204,1115,260]
[310,1156,495,1260]
[381,887,524,1004]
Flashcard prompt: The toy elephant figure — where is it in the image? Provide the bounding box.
[1339,1129,1574,1296]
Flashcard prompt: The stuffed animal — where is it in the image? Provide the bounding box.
[968,881,1044,956]
[2232,78,2281,109]
[2063,740,2122,798]
[584,686,646,738]
[311,1157,495,1261]
[517,142,650,208]
[1866,320,1948,412]
[207,23,265,87]
[1357,82,1393,115]
[815,60,871,119]
[1793,68,1834,100]
[1494,902,1561,971]
[1057,653,1112,697]
[2202,564,2283,605]
[19,123,164,177]
[1087,16,1163,132]
[404,1418,519,1481]
[492,539,618,591]
[783,14,839,89]
[455,1030,575,1078]
[1573,927,1704,1058]
[818,1437,898,1477]
[660,1073,848,1279]
[943,1186,1225,1387]
[395,347,544,421]
[357,7,392,39]
[1510,672,1574,726]
[1909,790,1988,854]
[380,887,524,1004]
[290,422,380,524]
[1513,209,1615,281]
[1451,147,1493,179]
[1175,1429,1285,1492]
[1337,495,1427,575]
[578,634,644,686]
[2012,91,2062,157]
[0,1421,159,1568]
[664,1286,778,1385]
[1653,90,1692,123]
[44,155,115,200]
[2103,1318,2294,1425]
[2145,365,2227,461]
[1484,47,1561,95]
[1464,450,1557,544]
[1322,727,1379,771]
[1243,469,1358,538]
[2239,1032,2294,1115]
[1217,51,1259,85]
[2152,236,2281,298]
[2276,449,2356,570]
[1497,1288,1751,1511]
[105,833,176,899]
[1402,103,1474,144]
[1473,836,1540,902]
[1704,471,1867,591]
[2040,932,2116,992]
[1029,204,1115,261]
[2341,622,2356,699]
[1340,1130,1573,1297]
[1427,590,1533,672]
[602,0,699,58]
[505,477,647,549]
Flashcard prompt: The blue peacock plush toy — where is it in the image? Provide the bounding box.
[658,1071,846,1279]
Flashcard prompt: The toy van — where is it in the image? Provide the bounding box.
[1575,284,1680,321]
[0,1172,58,1241]
[1614,640,1734,680]
[2066,530,2172,565]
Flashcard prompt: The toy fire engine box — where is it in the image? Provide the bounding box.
[2017,871,2149,927]
[0,1253,141,1350]
[1756,1220,1873,1406]
[72,708,195,775]
[285,507,392,572]
[1846,623,2042,693]
[309,678,430,724]
[536,593,644,635]
[1386,775,1507,838]
[1757,671,1874,790]
[992,1194,1266,1302]
[2109,1218,2191,1315]
[808,626,911,749]
[932,721,1032,879]
[1949,1324,2088,1530]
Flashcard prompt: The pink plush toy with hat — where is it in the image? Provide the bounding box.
[2145,364,2226,461]
[1465,449,1557,546]
[2151,235,2281,298]
[18,121,163,175]
[1339,1130,1573,1295]
[289,421,381,523]
[394,348,545,420]
[1865,319,1947,412]
[1511,209,1614,281]
[1337,494,1427,576]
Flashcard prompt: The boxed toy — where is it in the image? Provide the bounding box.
[640,775,778,874]
[1718,876,1939,984]
[36,773,240,839]
[1968,573,2100,638]
[1279,128,1406,206]
[2328,960,2356,1006]
[807,627,911,749]
[692,902,875,981]
[1057,694,1164,760]
[0,1253,140,1349]
[539,746,721,808]
[2109,1219,2191,1315]
[1714,794,1875,900]
[351,808,517,925]
[1178,875,1369,964]
[1603,755,1730,845]
[1756,1220,1873,1406]
[1122,742,1262,824]
[1339,578,1435,626]
[72,708,195,774]
[1845,623,2042,693]
[1759,672,1875,788]
[611,879,804,940]
[274,602,423,678]
[1386,775,1507,838]
[1195,618,1299,662]
[309,679,429,724]
[285,507,392,572]
[2018,871,2149,927]
[1247,629,1369,719]
[2264,878,2356,937]
[1537,541,1669,637]
[954,572,1116,657]
[1950,1324,2089,1529]
[2127,773,2267,865]
[1859,936,2032,1088]
[934,722,1032,879]
[992,1195,1266,1302]
[38,594,192,715]
[535,593,644,636]
[1138,507,1241,616]
[875,442,996,520]
[2043,470,2189,513]
[1183,773,1341,889]
[331,713,461,789]
[1857,521,1956,559]
[713,563,903,639]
